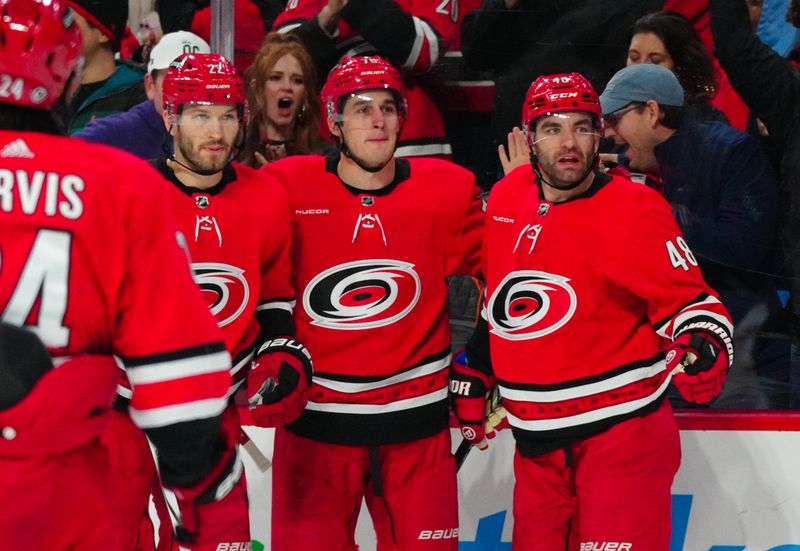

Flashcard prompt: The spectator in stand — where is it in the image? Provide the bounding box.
[158,0,285,74]
[662,0,752,130]
[67,0,147,133]
[601,63,784,406]
[628,11,728,124]
[239,32,327,167]
[429,0,496,189]
[461,0,662,187]
[274,0,457,160]
[74,31,211,159]
[710,0,800,407]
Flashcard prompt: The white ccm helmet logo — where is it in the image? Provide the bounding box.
[192,262,250,327]
[487,270,577,340]
[303,259,420,330]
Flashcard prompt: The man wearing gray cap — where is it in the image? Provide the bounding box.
[74,31,211,160]
[601,63,783,406]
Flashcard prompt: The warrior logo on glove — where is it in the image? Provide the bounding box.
[667,324,733,404]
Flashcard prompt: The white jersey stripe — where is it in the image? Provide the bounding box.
[506,375,672,432]
[277,22,302,33]
[402,16,426,69]
[230,350,254,378]
[306,387,448,414]
[499,359,666,403]
[654,295,731,338]
[130,397,227,429]
[256,300,296,313]
[314,354,450,393]
[126,350,231,385]
[395,143,453,157]
[421,18,439,65]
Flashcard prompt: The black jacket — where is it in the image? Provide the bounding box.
[461,0,662,183]
[710,0,800,307]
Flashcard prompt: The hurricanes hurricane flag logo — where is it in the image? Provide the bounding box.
[303,259,420,330]
[488,270,576,340]
[192,263,250,327]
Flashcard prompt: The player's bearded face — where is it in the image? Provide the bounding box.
[336,90,400,170]
[532,112,600,190]
[175,103,240,172]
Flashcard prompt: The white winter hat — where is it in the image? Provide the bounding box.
[147,31,211,72]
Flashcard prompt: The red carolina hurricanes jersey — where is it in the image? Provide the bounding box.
[275,0,456,158]
[263,155,483,445]
[150,160,296,391]
[429,0,495,113]
[0,132,231,431]
[483,166,733,456]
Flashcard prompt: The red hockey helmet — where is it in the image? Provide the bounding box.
[522,73,602,142]
[321,55,407,125]
[162,53,249,127]
[0,0,82,110]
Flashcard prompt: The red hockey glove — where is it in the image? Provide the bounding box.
[246,337,313,427]
[667,330,731,404]
[450,351,495,450]
[171,411,250,550]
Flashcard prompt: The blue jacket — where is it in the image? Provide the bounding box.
[655,119,777,274]
[74,99,172,160]
[653,119,780,325]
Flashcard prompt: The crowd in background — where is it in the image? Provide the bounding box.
[76,0,800,410]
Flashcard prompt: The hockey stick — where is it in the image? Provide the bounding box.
[456,390,507,472]
[455,438,473,470]
[241,433,272,471]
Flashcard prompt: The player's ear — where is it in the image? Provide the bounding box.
[327,115,340,138]
[163,110,176,135]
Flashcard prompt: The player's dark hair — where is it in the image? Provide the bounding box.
[0,104,67,135]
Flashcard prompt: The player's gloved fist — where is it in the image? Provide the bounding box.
[667,330,731,404]
[450,351,495,450]
[171,409,250,550]
[246,337,313,427]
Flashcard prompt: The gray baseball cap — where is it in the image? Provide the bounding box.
[599,64,684,115]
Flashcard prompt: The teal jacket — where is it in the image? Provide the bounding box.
[68,61,146,135]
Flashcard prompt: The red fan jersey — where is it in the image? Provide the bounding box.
[150,159,296,391]
[263,154,483,445]
[0,132,231,431]
[483,166,733,456]
[275,0,457,158]
[429,0,495,113]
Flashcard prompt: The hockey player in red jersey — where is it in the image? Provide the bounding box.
[155,52,311,416]
[261,55,484,550]
[450,73,734,550]
[117,52,313,548]
[0,1,250,549]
